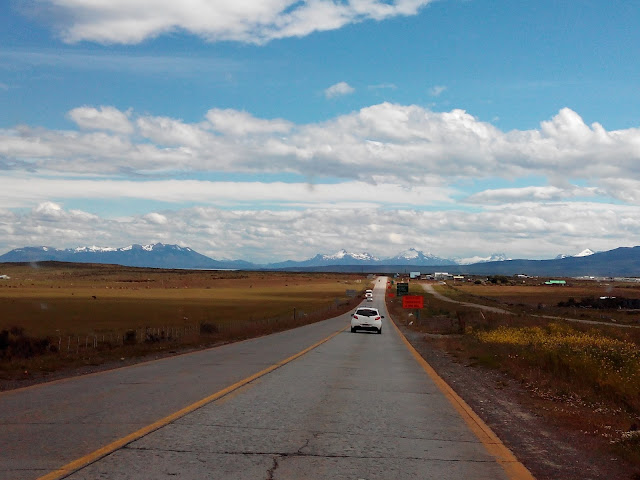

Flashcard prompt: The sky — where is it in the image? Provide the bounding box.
[1,0,640,263]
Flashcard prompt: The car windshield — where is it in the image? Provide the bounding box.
[355,309,377,317]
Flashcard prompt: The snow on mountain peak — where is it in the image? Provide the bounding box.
[322,249,378,261]
[556,249,596,259]
[456,253,509,265]
[74,246,117,253]
[323,249,348,260]
[397,248,420,259]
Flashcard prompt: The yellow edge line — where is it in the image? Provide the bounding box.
[389,316,535,480]
[37,326,347,480]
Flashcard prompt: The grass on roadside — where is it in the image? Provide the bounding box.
[0,264,370,386]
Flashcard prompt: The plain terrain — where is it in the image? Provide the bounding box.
[0,262,367,385]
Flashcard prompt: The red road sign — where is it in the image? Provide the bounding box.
[402,295,424,309]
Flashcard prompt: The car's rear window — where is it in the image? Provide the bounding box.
[355,309,377,317]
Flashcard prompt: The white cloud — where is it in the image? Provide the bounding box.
[5,103,640,261]
[324,82,355,99]
[465,185,600,204]
[143,212,168,225]
[4,201,640,263]
[205,109,292,136]
[38,0,435,45]
[68,106,134,134]
[3,104,640,186]
[428,85,447,97]
[0,175,456,209]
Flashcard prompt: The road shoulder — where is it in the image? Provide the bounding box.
[396,322,636,480]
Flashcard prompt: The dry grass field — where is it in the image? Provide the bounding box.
[441,279,640,326]
[454,280,640,305]
[0,262,369,385]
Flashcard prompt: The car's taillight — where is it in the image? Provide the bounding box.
[375,316,381,321]
[353,315,358,319]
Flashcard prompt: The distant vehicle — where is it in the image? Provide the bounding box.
[351,307,384,334]
[366,296,373,302]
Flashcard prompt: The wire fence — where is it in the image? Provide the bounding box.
[1,296,361,360]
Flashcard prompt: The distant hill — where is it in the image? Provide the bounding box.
[385,248,453,266]
[421,247,640,277]
[0,244,249,270]
[1,244,639,277]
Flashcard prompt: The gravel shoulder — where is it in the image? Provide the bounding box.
[397,322,638,480]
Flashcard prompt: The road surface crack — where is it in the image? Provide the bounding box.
[296,437,311,455]
[266,456,279,480]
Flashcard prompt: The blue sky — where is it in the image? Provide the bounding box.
[1,0,640,263]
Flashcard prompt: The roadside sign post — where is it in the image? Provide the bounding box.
[402,295,424,323]
[396,282,409,297]
[402,295,424,309]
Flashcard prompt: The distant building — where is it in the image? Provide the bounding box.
[434,272,451,280]
[409,271,421,279]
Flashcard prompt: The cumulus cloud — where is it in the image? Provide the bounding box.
[4,201,640,263]
[3,103,640,186]
[37,0,435,44]
[143,212,168,225]
[205,109,292,136]
[5,103,640,261]
[68,106,134,134]
[465,185,600,204]
[324,82,355,99]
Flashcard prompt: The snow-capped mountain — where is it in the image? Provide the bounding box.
[0,244,246,269]
[322,249,379,262]
[556,248,596,259]
[455,253,509,265]
[4,243,637,276]
[384,248,454,266]
[269,249,381,268]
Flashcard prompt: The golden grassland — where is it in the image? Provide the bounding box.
[386,280,640,464]
[0,262,368,337]
[0,262,369,385]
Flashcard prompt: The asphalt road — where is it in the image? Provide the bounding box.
[1,278,527,480]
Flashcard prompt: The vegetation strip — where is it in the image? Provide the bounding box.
[36,325,348,480]
[388,315,535,480]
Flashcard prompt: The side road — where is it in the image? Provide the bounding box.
[422,283,640,329]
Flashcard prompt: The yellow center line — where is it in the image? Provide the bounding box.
[37,325,347,480]
[388,315,536,480]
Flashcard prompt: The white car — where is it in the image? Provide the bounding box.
[351,307,384,334]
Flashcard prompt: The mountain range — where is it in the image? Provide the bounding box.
[1,243,636,277]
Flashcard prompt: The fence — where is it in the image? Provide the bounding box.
[41,295,360,357]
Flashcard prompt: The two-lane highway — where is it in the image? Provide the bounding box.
[1,278,532,479]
